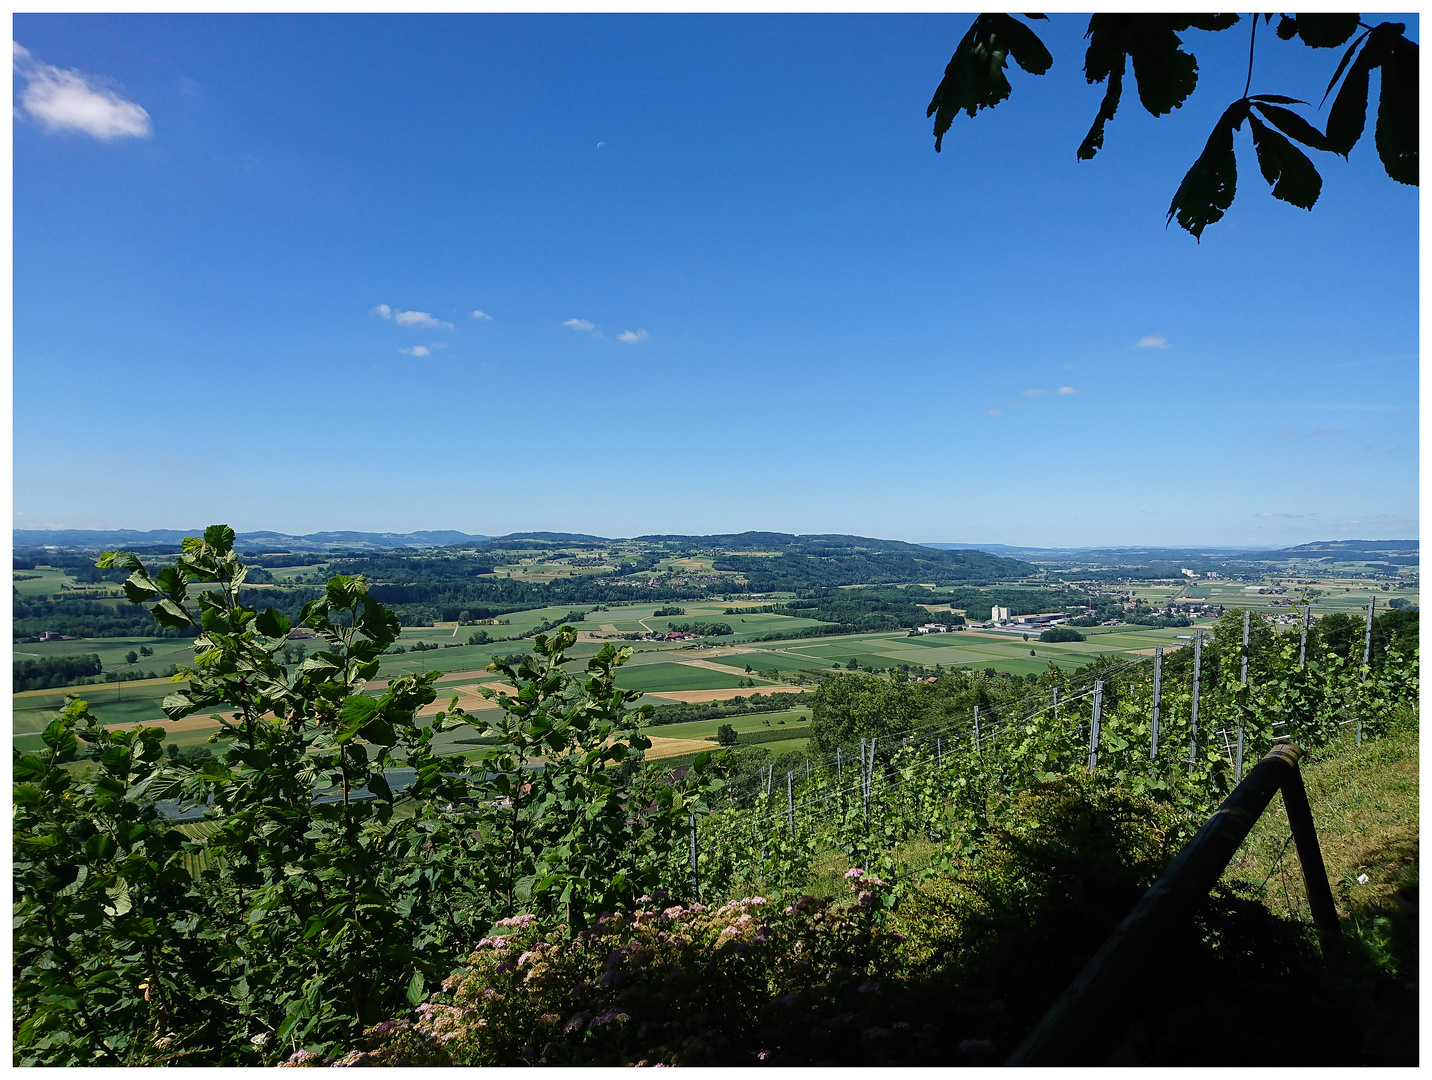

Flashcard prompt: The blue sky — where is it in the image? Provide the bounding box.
[12,14,1419,547]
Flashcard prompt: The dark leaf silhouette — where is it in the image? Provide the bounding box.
[1376,33,1418,185]
[927,13,1053,152]
[1324,22,1418,185]
[1077,14,1240,160]
[1249,98,1331,151]
[1167,100,1247,239]
[1249,115,1323,209]
[1277,13,1360,49]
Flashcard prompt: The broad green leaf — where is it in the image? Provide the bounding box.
[152,598,195,630]
[40,719,77,759]
[405,971,426,1006]
[255,607,292,639]
[336,695,381,744]
[202,524,236,553]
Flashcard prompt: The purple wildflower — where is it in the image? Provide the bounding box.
[844,867,865,880]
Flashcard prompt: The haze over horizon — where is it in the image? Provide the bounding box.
[14,15,1418,548]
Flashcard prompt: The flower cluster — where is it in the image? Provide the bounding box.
[342,886,929,1066]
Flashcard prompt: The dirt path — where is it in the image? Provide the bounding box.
[674,658,758,677]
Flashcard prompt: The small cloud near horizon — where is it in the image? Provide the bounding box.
[469,310,492,321]
[13,42,151,139]
[1135,335,1171,349]
[618,329,649,344]
[399,345,431,357]
[1056,386,1076,395]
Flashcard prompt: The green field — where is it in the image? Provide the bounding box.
[615,663,763,693]
[649,708,812,742]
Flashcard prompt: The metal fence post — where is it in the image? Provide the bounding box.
[1299,606,1310,670]
[974,706,981,758]
[1236,610,1250,779]
[1359,595,1375,746]
[1088,681,1103,771]
[787,771,794,836]
[1190,629,1202,763]
[1150,647,1163,760]
[689,813,699,900]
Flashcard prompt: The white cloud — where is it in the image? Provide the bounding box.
[1134,335,1171,349]
[470,310,492,321]
[13,42,151,140]
[371,304,453,329]
[394,309,453,329]
[618,328,649,344]
[399,345,431,357]
[987,409,1003,416]
[1023,388,1046,397]
[563,318,596,332]
[1056,386,1076,395]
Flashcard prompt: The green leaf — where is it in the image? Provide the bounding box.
[1167,100,1245,239]
[336,695,381,744]
[202,524,236,554]
[255,607,292,639]
[151,598,194,630]
[405,971,426,1006]
[40,718,77,759]
[14,754,48,782]
[1249,116,1323,209]
[121,572,161,604]
[367,771,393,801]
[84,832,118,861]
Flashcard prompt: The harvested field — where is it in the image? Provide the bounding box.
[645,735,721,760]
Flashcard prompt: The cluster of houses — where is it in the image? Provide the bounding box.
[908,622,961,635]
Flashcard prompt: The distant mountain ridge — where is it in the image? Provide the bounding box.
[922,540,1417,563]
[14,529,490,552]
